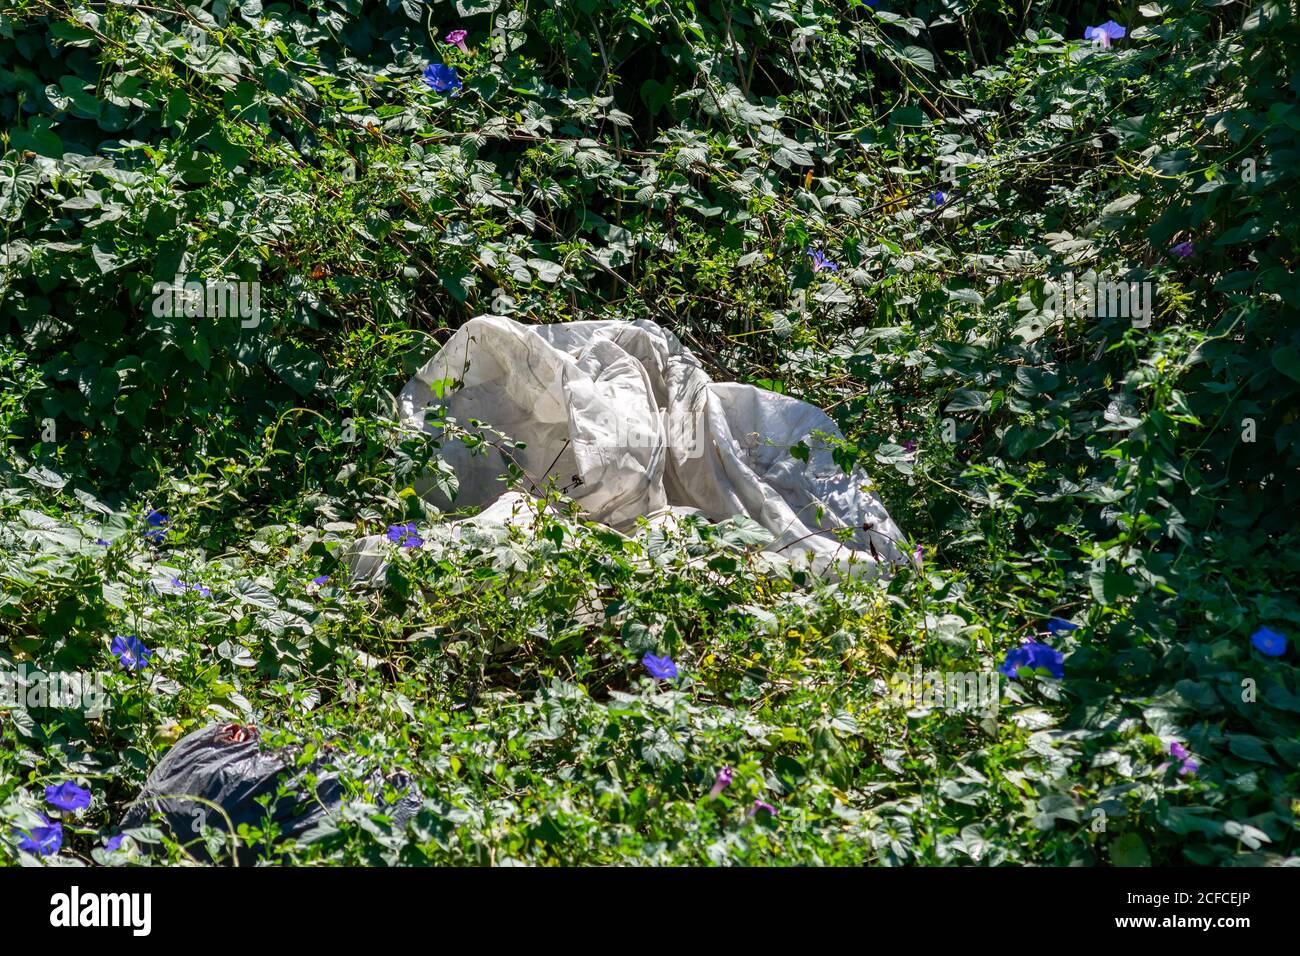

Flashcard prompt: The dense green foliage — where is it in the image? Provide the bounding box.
[1,0,1297,865]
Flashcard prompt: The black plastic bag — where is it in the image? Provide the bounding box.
[121,722,417,864]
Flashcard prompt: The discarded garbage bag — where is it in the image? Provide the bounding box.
[120,723,418,864]
[392,315,909,577]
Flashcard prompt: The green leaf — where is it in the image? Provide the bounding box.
[265,343,325,396]
[1226,735,1276,766]
[0,160,38,222]
[898,46,935,72]
[1110,833,1151,866]
[889,105,927,127]
[1271,346,1300,383]
[945,389,991,413]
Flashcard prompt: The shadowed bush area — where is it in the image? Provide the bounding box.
[0,0,1296,865]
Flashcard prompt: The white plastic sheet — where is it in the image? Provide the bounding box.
[350,316,909,578]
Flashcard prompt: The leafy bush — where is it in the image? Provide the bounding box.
[0,0,1296,865]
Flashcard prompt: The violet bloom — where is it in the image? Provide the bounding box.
[1171,241,1195,258]
[749,799,777,818]
[445,29,469,52]
[1084,20,1126,48]
[642,653,678,680]
[104,834,125,851]
[95,538,109,547]
[111,635,152,672]
[1046,617,1080,636]
[171,578,211,598]
[933,191,947,206]
[423,63,462,95]
[45,782,91,812]
[1170,741,1199,776]
[998,641,1065,680]
[709,766,733,798]
[911,544,924,565]
[808,249,839,273]
[15,817,62,856]
[311,575,330,586]
[1250,626,1287,657]
[387,522,424,548]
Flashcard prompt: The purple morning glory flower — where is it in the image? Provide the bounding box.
[902,439,917,453]
[104,834,125,851]
[15,817,62,856]
[312,575,330,586]
[998,641,1065,680]
[642,653,678,680]
[170,578,212,598]
[45,782,91,812]
[1084,20,1126,48]
[387,522,424,548]
[111,635,152,672]
[1170,741,1199,776]
[708,766,733,798]
[95,538,109,547]
[933,191,947,206]
[423,63,462,95]
[749,799,777,817]
[911,544,924,565]
[1170,241,1195,257]
[445,29,469,52]
[807,249,839,273]
[1250,626,1287,657]
[1046,617,1080,636]
[144,509,169,544]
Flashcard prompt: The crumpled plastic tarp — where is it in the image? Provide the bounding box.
[348,316,908,578]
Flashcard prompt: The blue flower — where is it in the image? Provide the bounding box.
[45,782,91,812]
[104,834,125,852]
[14,816,62,856]
[423,63,462,94]
[111,635,152,672]
[807,249,839,273]
[642,653,678,680]
[144,509,169,544]
[1250,626,1287,657]
[933,190,947,206]
[1084,20,1126,48]
[312,575,330,586]
[95,538,109,547]
[1045,617,1080,636]
[387,522,424,548]
[170,577,212,598]
[998,641,1065,680]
